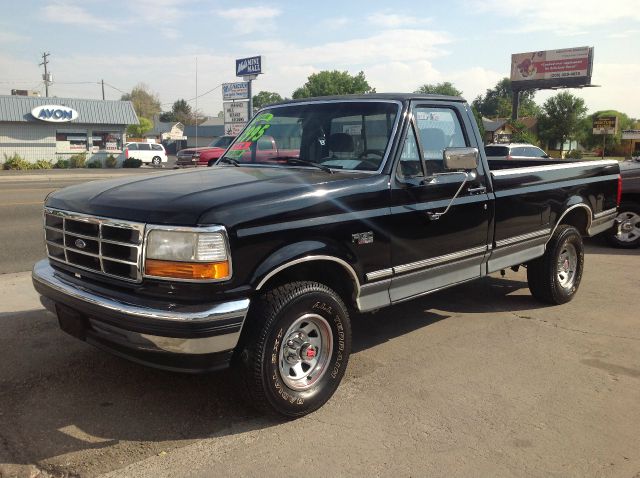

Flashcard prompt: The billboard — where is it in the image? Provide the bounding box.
[236,56,262,76]
[222,82,249,101]
[511,47,593,89]
[593,116,618,135]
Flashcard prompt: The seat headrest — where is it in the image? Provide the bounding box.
[328,133,354,153]
[421,128,446,151]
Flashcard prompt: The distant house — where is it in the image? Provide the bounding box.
[143,121,184,142]
[482,117,538,144]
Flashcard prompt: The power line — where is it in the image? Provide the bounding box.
[160,83,223,106]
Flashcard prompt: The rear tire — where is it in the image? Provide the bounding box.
[237,281,351,418]
[606,202,640,248]
[152,156,161,166]
[207,159,215,167]
[527,225,584,304]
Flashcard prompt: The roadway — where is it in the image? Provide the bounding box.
[0,171,639,477]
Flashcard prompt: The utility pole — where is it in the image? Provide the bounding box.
[101,79,105,100]
[39,52,51,97]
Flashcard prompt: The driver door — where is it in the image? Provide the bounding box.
[388,103,491,302]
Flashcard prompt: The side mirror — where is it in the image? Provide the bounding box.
[443,147,479,171]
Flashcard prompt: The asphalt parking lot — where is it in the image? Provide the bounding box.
[1,238,639,477]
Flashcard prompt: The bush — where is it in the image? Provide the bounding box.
[105,154,118,168]
[3,153,33,170]
[69,153,87,168]
[54,159,70,169]
[566,150,583,160]
[87,159,102,168]
[122,158,142,168]
[33,159,53,169]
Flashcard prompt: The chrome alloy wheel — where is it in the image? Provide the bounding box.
[615,211,640,243]
[557,242,578,289]
[278,314,333,391]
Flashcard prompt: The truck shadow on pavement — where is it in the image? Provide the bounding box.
[0,275,542,475]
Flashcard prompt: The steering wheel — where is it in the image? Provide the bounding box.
[358,149,384,159]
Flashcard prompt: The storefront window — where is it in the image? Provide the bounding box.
[56,131,87,152]
[92,131,122,151]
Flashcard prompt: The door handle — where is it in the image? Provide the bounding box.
[467,186,487,195]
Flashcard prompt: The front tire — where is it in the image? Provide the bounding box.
[606,202,640,248]
[238,281,351,417]
[527,225,584,304]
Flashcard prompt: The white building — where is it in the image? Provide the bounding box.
[0,95,138,163]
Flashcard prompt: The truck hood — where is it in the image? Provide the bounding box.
[178,146,224,155]
[46,166,374,227]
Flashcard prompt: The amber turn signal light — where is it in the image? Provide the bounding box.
[145,259,230,280]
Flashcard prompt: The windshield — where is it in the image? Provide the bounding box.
[221,101,399,171]
[209,136,234,148]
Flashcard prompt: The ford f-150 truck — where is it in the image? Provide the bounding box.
[32,94,620,417]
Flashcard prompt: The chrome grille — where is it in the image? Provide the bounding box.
[44,208,145,282]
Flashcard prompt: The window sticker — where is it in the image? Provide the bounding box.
[227,113,274,158]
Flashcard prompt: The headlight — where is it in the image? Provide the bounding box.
[144,227,231,281]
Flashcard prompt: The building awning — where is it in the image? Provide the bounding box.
[0,95,139,125]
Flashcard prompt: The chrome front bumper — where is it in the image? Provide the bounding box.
[32,260,250,372]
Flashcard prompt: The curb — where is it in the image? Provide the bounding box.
[0,168,176,182]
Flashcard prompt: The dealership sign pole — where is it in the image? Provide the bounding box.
[593,116,618,159]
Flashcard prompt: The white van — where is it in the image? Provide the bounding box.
[124,142,168,165]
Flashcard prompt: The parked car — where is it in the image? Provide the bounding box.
[606,158,640,248]
[485,143,550,160]
[33,94,619,417]
[123,142,168,166]
[176,136,235,167]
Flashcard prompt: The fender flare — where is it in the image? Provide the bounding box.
[251,240,361,294]
[548,202,593,242]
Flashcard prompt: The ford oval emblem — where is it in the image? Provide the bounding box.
[75,239,87,249]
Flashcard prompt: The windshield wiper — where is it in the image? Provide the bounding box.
[218,157,240,167]
[275,156,333,174]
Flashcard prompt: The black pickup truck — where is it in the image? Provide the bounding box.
[32,94,620,417]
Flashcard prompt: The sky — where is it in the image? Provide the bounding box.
[0,0,639,118]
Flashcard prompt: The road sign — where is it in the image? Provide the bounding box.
[224,101,249,137]
[225,123,245,136]
[222,82,249,101]
[593,116,618,135]
[236,56,262,76]
[224,101,248,124]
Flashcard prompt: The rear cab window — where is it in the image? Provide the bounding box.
[485,146,508,157]
[151,144,163,151]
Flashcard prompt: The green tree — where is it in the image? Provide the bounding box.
[126,117,153,137]
[508,119,538,145]
[415,82,462,96]
[253,91,284,109]
[580,110,636,154]
[121,83,161,120]
[472,78,539,118]
[538,92,587,154]
[159,99,198,125]
[471,106,485,143]
[292,70,375,99]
